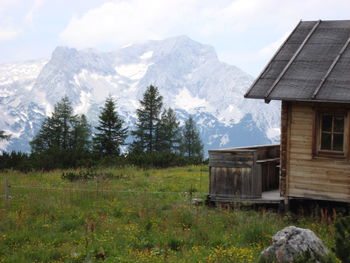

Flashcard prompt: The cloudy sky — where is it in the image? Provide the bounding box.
[1,0,349,76]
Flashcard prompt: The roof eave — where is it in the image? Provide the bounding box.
[244,95,350,104]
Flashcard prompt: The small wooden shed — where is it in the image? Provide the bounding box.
[208,145,281,203]
[245,20,350,203]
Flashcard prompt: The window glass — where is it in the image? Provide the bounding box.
[334,116,344,132]
[321,132,331,150]
[322,115,332,132]
[333,134,344,151]
[319,113,345,153]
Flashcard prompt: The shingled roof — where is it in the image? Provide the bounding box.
[245,20,350,103]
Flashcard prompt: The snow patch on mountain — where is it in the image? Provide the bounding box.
[220,134,230,146]
[75,90,92,115]
[140,51,153,60]
[0,35,281,154]
[115,62,153,80]
[218,104,244,125]
[175,87,211,112]
[0,59,48,85]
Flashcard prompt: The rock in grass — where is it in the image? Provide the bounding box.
[259,226,328,263]
[191,198,204,206]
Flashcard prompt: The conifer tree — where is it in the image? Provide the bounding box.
[30,96,92,169]
[157,108,180,153]
[30,96,80,152]
[0,131,10,140]
[93,96,127,156]
[30,96,92,152]
[180,116,203,159]
[71,114,91,152]
[52,96,76,149]
[131,85,163,153]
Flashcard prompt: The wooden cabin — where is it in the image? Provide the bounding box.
[244,20,350,203]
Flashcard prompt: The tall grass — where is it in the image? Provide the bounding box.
[0,166,337,262]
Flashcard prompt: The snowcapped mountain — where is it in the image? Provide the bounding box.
[0,35,280,154]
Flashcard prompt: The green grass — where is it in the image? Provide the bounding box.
[0,166,338,262]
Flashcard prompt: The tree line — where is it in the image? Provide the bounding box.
[0,85,204,170]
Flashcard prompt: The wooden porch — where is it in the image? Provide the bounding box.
[209,190,283,204]
[207,144,283,205]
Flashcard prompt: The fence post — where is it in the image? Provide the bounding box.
[5,178,10,213]
[199,168,202,193]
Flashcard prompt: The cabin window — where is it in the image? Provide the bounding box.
[315,112,347,157]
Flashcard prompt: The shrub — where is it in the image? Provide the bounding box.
[167,237,183,251]
[334,216,350,263]
[61,170,96,182]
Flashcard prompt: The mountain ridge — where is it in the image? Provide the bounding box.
[0,35,280,154]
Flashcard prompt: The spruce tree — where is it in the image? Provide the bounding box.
[157,108,180,153]
[30,96,92,168]
[30,96,79,152]
[93,96,127,156]
[180,116,203,159]
[71,114,91,152]
[52,96,76,149]
[131,85,163,153]
[0,131,10,140]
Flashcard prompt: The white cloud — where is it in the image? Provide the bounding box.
[0,28,18,41]
[60,0,350,50]
[25,0,45,27]
[60,0,269,48]
[259,32,290,58]
[60,0,189,47]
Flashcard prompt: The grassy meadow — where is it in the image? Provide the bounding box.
[0,166,338,262]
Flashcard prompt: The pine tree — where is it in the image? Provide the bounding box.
[71,114,91,152]
[0,131,10,141]
[30,96,91,153]
[31,97,74,152]
[52,96,76,150]
[30,96,92,168]
[93,96,127,156]
[30,118,52,153]
[180,116,203,159]
[131,85,163,153]
[157,108,180,153]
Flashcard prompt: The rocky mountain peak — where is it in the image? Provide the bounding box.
[0,35,280,154]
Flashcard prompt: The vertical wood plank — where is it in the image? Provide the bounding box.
[280,101,290,197]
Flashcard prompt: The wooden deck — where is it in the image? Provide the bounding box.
[209,189,284,204]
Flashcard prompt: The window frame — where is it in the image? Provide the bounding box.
[313,109,349,159]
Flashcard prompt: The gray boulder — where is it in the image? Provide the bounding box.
[260,226,328,263]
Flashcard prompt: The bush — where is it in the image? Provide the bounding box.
[61,170,96,182]
[61,169,118,182]
[167,237,183,251]
[334,216,350,263]
[126,151,203,168]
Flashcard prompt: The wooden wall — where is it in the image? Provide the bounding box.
[209,150,261,200]
[284,101,350,202]
[208,145,280,202]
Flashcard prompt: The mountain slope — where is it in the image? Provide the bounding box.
[0,36,280,154]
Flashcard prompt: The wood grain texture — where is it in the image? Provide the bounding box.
[208,145,280,200]
[287,101,350,202]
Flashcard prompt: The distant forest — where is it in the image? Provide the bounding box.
[0,85,204,171]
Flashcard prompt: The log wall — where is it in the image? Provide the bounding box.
[208,145,280,201]
[285,101,350,202]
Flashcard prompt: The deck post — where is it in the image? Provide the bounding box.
[283,197,290,213]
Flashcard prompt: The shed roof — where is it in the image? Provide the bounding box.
[245,20,350,103]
